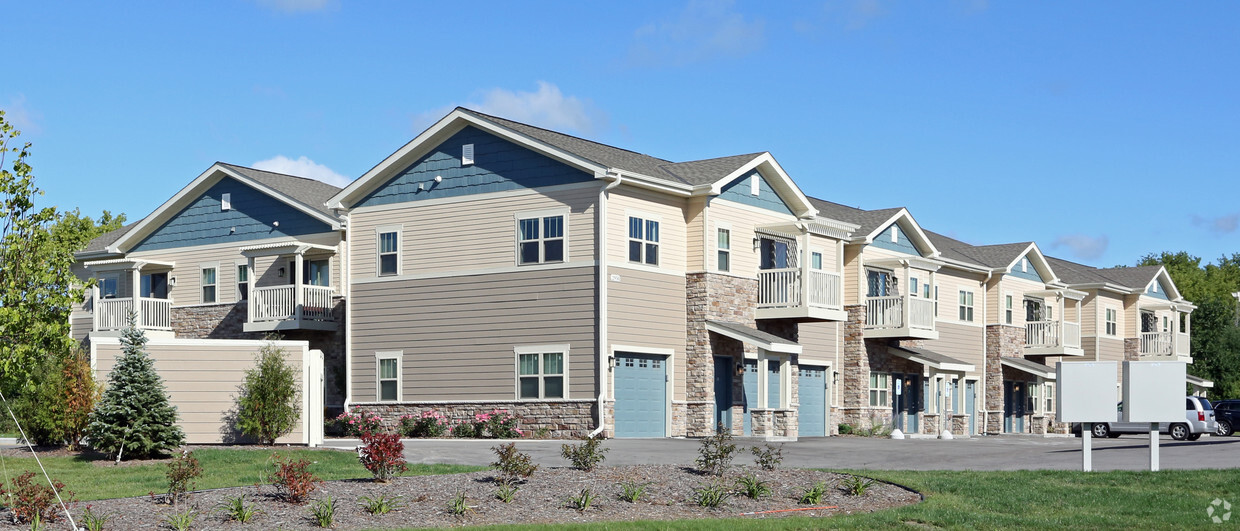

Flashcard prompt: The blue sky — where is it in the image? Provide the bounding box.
[5,1,1238,268]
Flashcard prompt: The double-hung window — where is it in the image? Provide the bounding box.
[517,214,565,265]
[1005,294,1013,324]
[811,251,823,270]
[237,264,249,301]
[717,228,731,272]
[1045,383,1055,414]
[376,352,401,401]
[628,216,659,265]
[98,273,120,299]
[201,266,217,303]
[377,229,400,276]
[1105,308,1118,336]
[516,347,565,399]
[869,372,889,407]
[958,290,974,322]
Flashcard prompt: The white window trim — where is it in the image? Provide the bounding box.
[715,222,732,273]
[809,248,824,271]
[890,225,899,243]
[625,210,661,267]
[97,272,121,299]
[514,208,570,266]
[1105,307,1118,336]
[462,143,475,166]
[375,351,403,402]
[199,262,220,304]
[234,259,249,301]
[1004,292,1013,325]
[221,192,231,211]
[750,174,760,196]
[958,289,975,323]
[869,371,890,407]
[514,344,570,400]
[376,224,403,277]
[910,276,919,297]
[1044,382,1055,415]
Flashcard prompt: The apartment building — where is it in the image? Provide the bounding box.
[72,107,1202,440]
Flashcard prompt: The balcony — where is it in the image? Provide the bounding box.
[756,269,846,321]
[245,285,337,332]
[1024,320,1084,356]
[94,296,174,334]
[1140,331,1192,362]
[864,295,937,340]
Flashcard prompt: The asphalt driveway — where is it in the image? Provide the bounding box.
[324,433,1240,472]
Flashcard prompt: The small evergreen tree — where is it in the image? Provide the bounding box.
[86,321,185,460]
[236,340,301,445]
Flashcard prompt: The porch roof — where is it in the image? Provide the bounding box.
[82,258,176,271]
[1000,357,1056,379]
[239,241,336,257]
[1186,374,1214,389]
[889,345,974,372]
[705,320,801,354]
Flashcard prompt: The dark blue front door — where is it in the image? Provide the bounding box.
[893,373,920,433]
[713,357,733,432]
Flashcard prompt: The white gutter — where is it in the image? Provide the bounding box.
[340,211,353,413]
[590,171,623,438]
[980,269,992,435]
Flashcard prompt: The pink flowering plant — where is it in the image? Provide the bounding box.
[399,410,450,438]
[480,409,522,439]
[333,410,383,437]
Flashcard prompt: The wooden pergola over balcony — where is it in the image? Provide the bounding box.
[240,241,338,332]
[83,258,176,336]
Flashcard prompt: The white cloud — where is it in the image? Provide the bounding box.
[251,155,351,187]
[1052,234,1109,261]
[413,82,604,136]
[1192,213,1240,235]
[629,0,765,67]
[3,95,42,135]
[255,0,331,13]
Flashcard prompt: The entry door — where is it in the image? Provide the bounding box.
[798,365,828,437]
[712,357,733,432]
[1140,311,1157,333]
[892,374,920,433]
[742,360,758,435]
[1004,381,1025,433]
[965,381,977,434]
[613,353,668,438]
[141,272,169,299]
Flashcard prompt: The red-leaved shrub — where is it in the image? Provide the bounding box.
[269,454,319,503]
[1,471,74,523]
[359,431,407,482]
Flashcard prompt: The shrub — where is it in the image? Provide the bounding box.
[838,423,855,435]
[694,425,737,476]
[750,443,783,471]
[165,449,203,510]
[735,472,771,499]
[840,475,876,496]
[270,454,319,503]
[309,496,337,528]
[86,323,185,460]
[799,481,829,504]
[693,481,730,508]
[560,435,608,471]
[59,351,99,451]
[491,442,537,485]
[450,421,478,438]
[478,409,522,438]
[13,352,98,449]
[399,410,449,438]
[358,430,407,482]
[0,471,74,524]
[237,340,301,445]
[219,494,260,523]
[333,410,383,437]
[565,488,596,511]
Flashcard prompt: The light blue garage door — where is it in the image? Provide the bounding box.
[614,352,667,438]
[799,365,828,437]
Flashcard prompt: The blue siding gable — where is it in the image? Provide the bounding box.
[356,126,594,208]
[132,177,333,252]
[868,222,921,255]
[1145,278,1170,300]
[1007,254,1047,282]
[716,171,794,215]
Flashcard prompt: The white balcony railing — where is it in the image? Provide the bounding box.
[1141,332,1173,356]
[757,269,842,310]
[1026,321,1060,348]
[866,295,904,329]
[1064,321,1081,348]
[909,298,935,330]
[94,297,172,331]
[250,285,335,324]
[1176,332,1191,356]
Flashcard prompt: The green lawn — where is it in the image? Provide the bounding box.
[435,469,1239,530]
[0,448,484,501]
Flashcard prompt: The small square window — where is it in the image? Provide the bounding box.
[628,216,659,266]
[518,214,566,265]
[517,350,565,399]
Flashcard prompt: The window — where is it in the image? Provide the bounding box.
[1105,308,1118,336]
[628,216,659,265]
[517,349,565,399]
[201,267,217,303]
[98,274,120,299]
[1045,383,1055,415]
[518,214,565,265]
[1162,316,1169,332]
[717,228,730,272]
[378,230,399,276]
[811,251,823,270]
[1005,294,1013,325]
[376,352,401,401]
[910,277,919,297]
[958,290,974,322]
[237,264,249,301]
[869,372,889,407]
[289,259,330,287]
[1180,313,1188,333]
[141,272,168,299]
[934,286,939,315]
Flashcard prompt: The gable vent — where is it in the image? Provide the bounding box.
[221,193,231,211]
[462,143,475,166]
[750,174,759,196]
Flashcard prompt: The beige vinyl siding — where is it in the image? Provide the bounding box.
[70,314,92,341]
[934,268,984,325]
[807,234,840,271]
[843,244,863,305]
[350,266,596,402]
[93,339,310,444]
[351,185,597,280]
[1000,276,1046,327]
[686,197,707,272]
[1081,293,1098,337]
[608,186,687,272]
[701,200,793,278]
[607,268,686,400]
[921,321,985,371]
[1091,292,1124,338]
[798,321,840,361]
[1096,338,1125,362]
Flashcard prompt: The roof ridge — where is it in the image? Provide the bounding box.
[217,162,345,191]
[458,107,675,165]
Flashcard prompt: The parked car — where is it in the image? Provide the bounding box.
[1073,396,1217,440]
[1213,399,1239,436]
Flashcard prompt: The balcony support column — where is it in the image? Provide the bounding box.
[800,232,811,307]
[91,277,100,332]
[130,267,142,328]
[247,256,256,325]
[902,262,912,328]
[294,253,304,324]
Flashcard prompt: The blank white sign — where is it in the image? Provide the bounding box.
[1122,361,1186,423]
[1056,361,1119,422]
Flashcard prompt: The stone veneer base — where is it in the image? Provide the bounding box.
[353,401,597,439]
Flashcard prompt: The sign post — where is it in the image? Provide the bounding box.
[1056,362,1118,472]
[1122,361,1186,472]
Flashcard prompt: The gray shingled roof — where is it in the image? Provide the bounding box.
[890,345,974,370]
[1092,265,1162,290]
[81,163,343,255]
[1001,357,1057,379]
[924,231,982,265]
[949,242,1033,269]
[461,108,766,187]
[1045,256,1116,285]
[805,197,903,238]
[706,320,799,347]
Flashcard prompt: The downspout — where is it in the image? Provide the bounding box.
[590,171,623,438]
[980,269,993,435]
[340,211,353,413]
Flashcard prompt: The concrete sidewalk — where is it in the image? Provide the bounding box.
[323,434,1240,472]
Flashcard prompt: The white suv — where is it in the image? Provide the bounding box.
[1081,396,1217,440]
